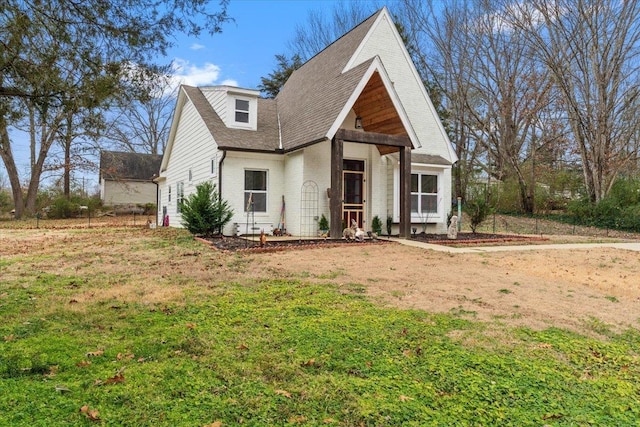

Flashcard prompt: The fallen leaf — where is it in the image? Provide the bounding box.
[76,360,91,367]
[86,349,104,357]
[236,343,249,350]
[302,358,315,366]
[80,405,100,421]
[186,322,196,329]
[399,395,414,402]
[402,349,412,357]
[137,357,146,362]
[203,422,222,427]
[288,415,306,423]
[116,353,135,360]
[68,299,78,304]
[275,389,292,398]
[104,373,125,385]
[46,365,59,377]
[3,334,15,342]
[323,418,336,424]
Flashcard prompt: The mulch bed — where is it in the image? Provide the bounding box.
[197,236,391,253]
[196,232,547,252]
[413,232,549,246]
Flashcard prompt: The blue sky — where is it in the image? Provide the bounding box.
[166,0,348,90]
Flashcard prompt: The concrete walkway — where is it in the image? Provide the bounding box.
[390,238,640,254]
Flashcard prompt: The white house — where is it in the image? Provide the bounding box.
[156,8,457,237]
[100,150,162,208]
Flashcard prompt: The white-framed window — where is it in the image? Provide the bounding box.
[211,157,217,176]
[235,99,250,123]
[177,181,184,213]
[411,173,438,215]
[244,170,267,212]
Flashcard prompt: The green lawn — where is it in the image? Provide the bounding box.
[1,227,639,426]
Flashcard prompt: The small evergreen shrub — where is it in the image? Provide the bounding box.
[464,194,493,233]
[180,181,233,236]
[318,214,329,231]
[371,215,383,235]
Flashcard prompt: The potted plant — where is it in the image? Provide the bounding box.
[318,213,329,235]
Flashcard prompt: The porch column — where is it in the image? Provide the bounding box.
[330,136,343,239]
[399,146,411,238]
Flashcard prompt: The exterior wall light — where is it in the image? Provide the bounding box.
[355,116,363,129]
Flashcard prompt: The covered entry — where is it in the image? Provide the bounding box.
[330,129,412,238]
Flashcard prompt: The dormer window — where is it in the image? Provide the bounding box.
[235,99,250,123]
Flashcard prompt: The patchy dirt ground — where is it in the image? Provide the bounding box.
[1,218,639,337]
[242,242,640,335]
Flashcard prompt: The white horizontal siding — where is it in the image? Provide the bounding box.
[103,181,156,206]
[160,98,219,228]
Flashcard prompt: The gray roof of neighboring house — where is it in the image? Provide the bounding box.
[276,9,382,150]
[100,151,163,182]
[183,86,280,152]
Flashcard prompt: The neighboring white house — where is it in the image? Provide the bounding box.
[100,150,162,208]
[156,8,457,237]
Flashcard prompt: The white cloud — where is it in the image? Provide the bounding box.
[221,78,239,87]
[190,43,205,51]
[170,58,221,87]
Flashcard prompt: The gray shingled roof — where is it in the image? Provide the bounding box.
[182,9,389,154]
[276,9,383,151]
[100,151,162,182]
[411,153,452,166]
[183,86,280,152]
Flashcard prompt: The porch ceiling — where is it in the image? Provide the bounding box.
[352,71,407,155]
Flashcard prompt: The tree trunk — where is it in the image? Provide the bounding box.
[0,123,25,218]
[64,114,72,198]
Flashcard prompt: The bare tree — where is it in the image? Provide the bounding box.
[506,0,640,203]
[288,1,380,60]
[404,0,557,213]
[401,0,482,200]
[103,71,176,155]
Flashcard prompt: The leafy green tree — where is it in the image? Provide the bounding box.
[0,0,230,218]
[180,182,233,237]
[258,54,304,98]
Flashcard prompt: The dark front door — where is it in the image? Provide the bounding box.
[343,159,365,228]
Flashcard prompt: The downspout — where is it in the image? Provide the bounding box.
[218,150,227,195]
[152,174,159,226]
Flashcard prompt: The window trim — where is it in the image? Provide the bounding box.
[234,98,250,124]
[244,169,268,213]
[211,157,217,176]
[176,181,184,213]
[411,173,438,219]
[393,166,444,223]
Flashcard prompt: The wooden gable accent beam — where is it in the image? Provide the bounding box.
[335,129,410,148]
